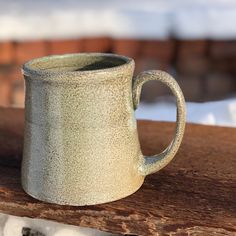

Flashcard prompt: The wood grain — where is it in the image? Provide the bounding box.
[0,108,235,235]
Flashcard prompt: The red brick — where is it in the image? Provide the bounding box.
[0,81,11,106]
[15,41,48,64]
[205,73,236,100]
[135,57,171,75]
[210,58,232,73]
[0,42,14,64]
[11,66,23,81]
[230,59,236,75]
[83,37,111,52]
[177,40,208,59]
[141,40,175,62]
[134,57,173,103]
[113,39,142,58]
[0,66,22,83]
[49,39,82,55]
[210,40,236,59]
[177,76,204,102]
[140,79,172,103]
[11,79,25,107]
[176,57,209,76]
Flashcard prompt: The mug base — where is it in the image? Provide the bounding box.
[22,179,144,206]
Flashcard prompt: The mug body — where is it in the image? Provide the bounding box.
[22,53,144,205]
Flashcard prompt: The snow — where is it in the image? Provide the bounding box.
[136,97,236,127]
[1,0,236,40]
[0,213,115,236]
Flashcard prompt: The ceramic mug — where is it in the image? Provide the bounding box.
[22,53,186,206]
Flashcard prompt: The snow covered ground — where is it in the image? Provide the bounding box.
[136,97,236,127]
[1,0,236,40]
[0,213,115,236]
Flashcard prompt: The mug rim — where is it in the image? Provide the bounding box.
[22,53,134,78]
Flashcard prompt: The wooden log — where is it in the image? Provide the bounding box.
[0,107,235,235]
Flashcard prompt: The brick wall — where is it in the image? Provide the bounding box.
[0,38,236,107]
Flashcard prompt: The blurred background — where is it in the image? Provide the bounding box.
[1,0,236,109]
[1,1,236,235]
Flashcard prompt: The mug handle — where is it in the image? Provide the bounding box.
[133,70,186,176]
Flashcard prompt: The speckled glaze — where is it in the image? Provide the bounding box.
[21,53,186,206]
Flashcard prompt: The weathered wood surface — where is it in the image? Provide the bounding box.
[0,107,235,235]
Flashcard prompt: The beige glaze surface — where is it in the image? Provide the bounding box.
[22,53,185,206]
